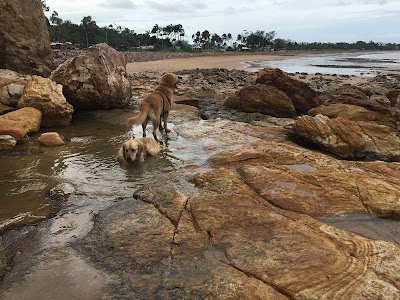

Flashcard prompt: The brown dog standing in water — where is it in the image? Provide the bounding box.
[127,73,177,142]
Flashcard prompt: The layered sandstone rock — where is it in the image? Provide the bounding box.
[18,76,74,127]
[308,103,398,129]
[0,0,54,76]
[82,164,400,298]
[224,84,296,118]
[0,107,41,133]
[294,114,400,161]
[50,43,131,109]
[320,87,394,115]
[256,68,320,114]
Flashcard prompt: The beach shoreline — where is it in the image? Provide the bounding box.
[125,50,400,87]
[126,53,286,73]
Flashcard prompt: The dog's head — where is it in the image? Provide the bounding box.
[121,139,143,163]
[161,73,178,89]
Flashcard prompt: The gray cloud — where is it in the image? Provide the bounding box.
[145,1,208,12]
[101,0,136,8]
[336,0,389,5]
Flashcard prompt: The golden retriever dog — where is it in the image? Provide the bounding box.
[117,138,163,165]
[127,73,178,142]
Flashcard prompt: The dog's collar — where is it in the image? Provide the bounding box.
[154,90,171,106]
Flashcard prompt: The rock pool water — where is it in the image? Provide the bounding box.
[0,110,207,232]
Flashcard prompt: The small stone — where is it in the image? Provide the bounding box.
[38,132,65,147]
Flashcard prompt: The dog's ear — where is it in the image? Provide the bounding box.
[137,143,143,157]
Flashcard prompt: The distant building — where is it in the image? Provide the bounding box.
[192,44,202,50]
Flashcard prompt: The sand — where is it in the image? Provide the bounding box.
[126,54,286,73]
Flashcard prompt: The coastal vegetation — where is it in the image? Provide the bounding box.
[42,1,399,52]
[46,13,400,52]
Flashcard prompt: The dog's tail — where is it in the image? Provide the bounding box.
[127,103,150,127]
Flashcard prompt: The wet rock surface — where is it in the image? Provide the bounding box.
[1,66,400,299]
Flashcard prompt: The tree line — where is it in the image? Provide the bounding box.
[41,1,399,52]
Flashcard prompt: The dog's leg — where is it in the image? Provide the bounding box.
[163,112,171,133]
[159,116,164,131]
[152,117,160,142]
[142,121,147,137]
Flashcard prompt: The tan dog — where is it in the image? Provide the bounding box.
[127,73,178,142]
[117,138,163,165]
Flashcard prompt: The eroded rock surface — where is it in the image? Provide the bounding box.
[50,43,131,109]
[256,68,320,114]
[1,68,400,299]
[18,76,73,127]
[0,1,54,76]
[0,70,32,107]
[0,107,41,134]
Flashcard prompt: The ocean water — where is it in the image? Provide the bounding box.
[247,51,400,76]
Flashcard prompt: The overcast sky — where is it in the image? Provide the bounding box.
[45,0,400,43]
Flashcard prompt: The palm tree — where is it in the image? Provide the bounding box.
[227,33,232,46]
[80,16,96,48]
[222,33,227,47]
[201,30,210,50]
[192,31,201,46]
[151,24,159,39]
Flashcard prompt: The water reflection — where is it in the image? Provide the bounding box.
[0,111,207,232]
[319,214,400,245]
[247,51,400,76]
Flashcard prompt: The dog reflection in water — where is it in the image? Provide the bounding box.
[117,138,163,166]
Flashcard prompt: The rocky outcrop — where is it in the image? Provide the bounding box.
[0,107,41,134]
[0,70,32,107]
[0,0,54,76]
[294,114,400,161]
[50,43,131,110]
[2,69,400,299]
[18,76,73,127]
[308,103,398,130]
[320,86,393,115]
[256,68,320,114]
[224,84,296,117]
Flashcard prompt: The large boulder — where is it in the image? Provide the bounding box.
[0,69,32,107]
[50,43,131,110]
[294,114,400,161]
[18,76,74,127]
[255,68,320,114]
[320,86,393,114]
[224,84,296,118]
[0,107,42,134]
[0,0,54,76]
[308,103,398,130]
